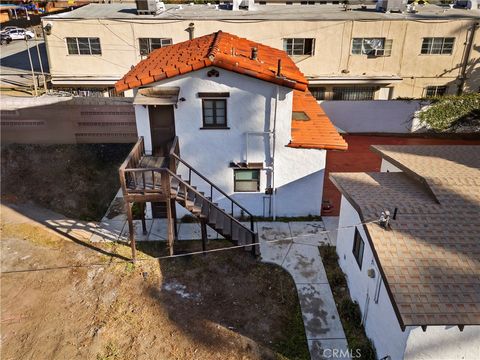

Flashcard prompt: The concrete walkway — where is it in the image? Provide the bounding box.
[258,221,349,360]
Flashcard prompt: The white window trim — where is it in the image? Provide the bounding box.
[283,38,315,56]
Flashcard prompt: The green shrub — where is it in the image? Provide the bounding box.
[418,93,480,131]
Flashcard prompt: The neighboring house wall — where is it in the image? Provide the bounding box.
[43,14,480,98]
[134,67,326,217]
[336,195,410,360]
[0,97,136,144]
[321,100,424,134]
[336,195,480,360]
[405,326,480,360]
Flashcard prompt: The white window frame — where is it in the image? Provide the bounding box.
[424,86,447,97]
[420,37,455,55]
[283,38,315,56]
[351,38,392,56]
[66,37,101,56]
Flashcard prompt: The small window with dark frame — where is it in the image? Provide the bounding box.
[202,99,227,128]
[352,228,365,270]
[139,38,172,56]
[333,86,376,101]
[283,38,315,56]
[234,169,260,192]
[309,86,326,100]
[66,37,101,55]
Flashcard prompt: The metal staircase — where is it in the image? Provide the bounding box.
[169,153,257,253]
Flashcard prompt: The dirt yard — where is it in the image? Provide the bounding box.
[0,204,309,360]
[1,144,132,221]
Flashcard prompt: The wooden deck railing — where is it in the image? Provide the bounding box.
[119,137,169,200]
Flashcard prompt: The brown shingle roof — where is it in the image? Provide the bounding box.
[115,31,347,151]
[330,145,480,328]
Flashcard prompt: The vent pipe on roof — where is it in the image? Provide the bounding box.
[251,47,258,60]
[277,59,282,77]
[186,22,195,40]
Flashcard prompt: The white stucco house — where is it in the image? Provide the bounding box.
[115,30,347,220]
[330,145,480,360]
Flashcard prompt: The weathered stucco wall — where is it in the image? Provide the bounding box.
[134,67,326,217]
[43,14,480,98]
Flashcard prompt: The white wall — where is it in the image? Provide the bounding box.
[134,102,152,155]
[321,100,424,134]
[380,159,402,173]
[336,195,409,360]
[138,67,326,217]
[336,195,480,360]
[405,326,480,360]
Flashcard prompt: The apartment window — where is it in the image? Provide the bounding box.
[333,86,376,101]
[425,86,447,97]
[421,37,455,55]
[309,87,326,100]
[234,169,260,192]
[283,38,315,56]
[138,38,172,56]
[351,38,392,56]
[352,229,365,270]
[66,37,101,55]
[202,99,227,128]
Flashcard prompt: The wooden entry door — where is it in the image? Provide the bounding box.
[148,105,175,155]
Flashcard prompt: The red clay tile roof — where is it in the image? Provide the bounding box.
[115,31,347,151]
[115,31,308,93]
[289,90,348,151]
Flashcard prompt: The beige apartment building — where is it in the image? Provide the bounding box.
[42,3,480,99]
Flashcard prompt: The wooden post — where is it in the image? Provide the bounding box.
[201,220,208,254]
[171,199,178,240]
[140,202,147,235]
[166,195,175,256]
[126,202,136,262]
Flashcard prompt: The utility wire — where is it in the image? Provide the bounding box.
[1,218,379,274]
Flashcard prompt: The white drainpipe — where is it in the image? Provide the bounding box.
[243,86,279,219]
[271,85,279,220]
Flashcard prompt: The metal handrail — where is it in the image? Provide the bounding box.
[167,136,255,233]
[165,169,255,238]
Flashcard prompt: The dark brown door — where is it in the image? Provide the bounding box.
[149,105,175,156]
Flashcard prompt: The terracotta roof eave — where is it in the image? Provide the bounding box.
[288,142,348,151]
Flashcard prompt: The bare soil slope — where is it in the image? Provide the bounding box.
[1,204,308,360]
[1,144,131,221]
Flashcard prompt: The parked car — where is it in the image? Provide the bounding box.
[0,33,12,45]
[3,28,35,40]
[0,26,18,34]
